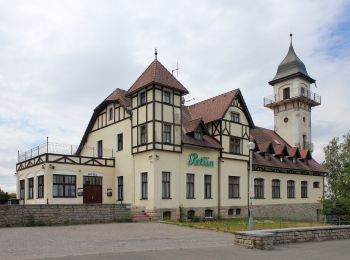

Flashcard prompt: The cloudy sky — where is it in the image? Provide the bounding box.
[0,0,349,192]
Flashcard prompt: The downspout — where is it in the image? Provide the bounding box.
[217,156,221,219]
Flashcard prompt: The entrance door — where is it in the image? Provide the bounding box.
[83,176,102,204]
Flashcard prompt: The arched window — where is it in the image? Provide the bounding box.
[254,178,264,199]
[301,181,308,198]
[272,179,281,199]
[187,210,195,220]
[204,209,213,218]
[287,180,295,198]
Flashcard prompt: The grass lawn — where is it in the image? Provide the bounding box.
[165,218,328,233]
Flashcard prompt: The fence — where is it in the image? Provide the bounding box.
[18,140,115,162]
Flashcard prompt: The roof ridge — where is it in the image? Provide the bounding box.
[187,89,239,108]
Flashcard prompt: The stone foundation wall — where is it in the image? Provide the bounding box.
[234,225,350,250]
[146,203,321,221]
[0,204,130,227]
[253,203,321,221]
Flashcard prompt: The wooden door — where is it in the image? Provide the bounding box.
[83,176,103,204]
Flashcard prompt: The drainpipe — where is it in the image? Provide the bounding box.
[217,157,221,219]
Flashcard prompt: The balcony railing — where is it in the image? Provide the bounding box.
[264,88,321,107]
[18,141,115,163]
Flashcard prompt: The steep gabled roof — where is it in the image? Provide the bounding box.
[183,118,209,135]
[127,59,188,96]
[76,88,131,155]
[187,89,254,126]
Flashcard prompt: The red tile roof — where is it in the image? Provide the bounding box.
[251,126,327,174]
[187,89,239,124]
[105,88,131,108]
[127,59,188,95]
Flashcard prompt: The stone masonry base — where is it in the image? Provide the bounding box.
[234,225,350,250]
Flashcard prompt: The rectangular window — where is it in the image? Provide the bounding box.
[287,180,295,198]
[83,176,102,185]
[283,87,290,99]
[163,124,171,144]
[53,175,76,198]
[228,176,240,198]
[254,178,264,199]
[272,179,281,199]
[231,112,240,123]
[141,172,148,199]
[163,90,171,104]
[117,176,123,201]
[97,140,103,158]
[301,181,308,198]
[204,175,212,199]
[313,181,320,188]
[19,180,25,199]
[140,125,147,145]
[109,107,113,121]
[186,174,195,199]
[162,172,171,199]
[28,178,34,199]
[230,137,241,154]
[139,91,146,105]
[37,175,44,198]
[117,133,123,151]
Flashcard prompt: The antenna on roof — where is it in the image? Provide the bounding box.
[290,33,293,45]
[154,48,158,60]
[172,62,179,76]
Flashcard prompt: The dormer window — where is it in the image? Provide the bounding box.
[194,130,203,140]
[231,112,240,123]
[292,157,297,163]
[264,153,271,160]
[139,91,146,105]
[163,90,171,104]
[279,156,284,162]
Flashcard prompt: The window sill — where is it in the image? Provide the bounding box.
[272,197,282,199]
[186,197,196,200]
[254,198,265,199]
[204,197,213,199]
[228,197,241,199]
[162,197,172,200]
[140,198,148,200]
[229,152,243,155]
[53,196,77,198]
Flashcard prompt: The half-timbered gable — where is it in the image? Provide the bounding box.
[77,88,131,158]
[188,89,254,160]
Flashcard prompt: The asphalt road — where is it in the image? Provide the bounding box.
[0,222,349,260]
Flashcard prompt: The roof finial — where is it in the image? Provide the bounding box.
[290,33,293,45]
[154,48,158,60]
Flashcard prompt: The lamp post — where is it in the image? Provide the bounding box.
[247,141,255,231]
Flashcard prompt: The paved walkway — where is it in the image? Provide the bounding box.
[0,222,349,260]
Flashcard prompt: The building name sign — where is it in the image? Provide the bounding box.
[187,153,214,168]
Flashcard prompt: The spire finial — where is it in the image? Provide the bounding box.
[290,33,293,45]
[154,48,158,60]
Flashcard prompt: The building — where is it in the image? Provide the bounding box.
[16,38,327,220]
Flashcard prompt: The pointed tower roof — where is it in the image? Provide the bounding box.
[269,34,315,85]
[127,55,188,96]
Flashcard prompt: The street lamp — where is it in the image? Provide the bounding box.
[247,141,255,231]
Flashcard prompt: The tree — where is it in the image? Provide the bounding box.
[322,131,350,217]
[0,187,10,204]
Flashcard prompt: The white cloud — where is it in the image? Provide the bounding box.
[0,0,349,192]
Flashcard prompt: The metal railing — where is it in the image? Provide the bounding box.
[18,140,115,163]
[264,87,321,106]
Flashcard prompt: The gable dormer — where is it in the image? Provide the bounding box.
[126,54,188,154]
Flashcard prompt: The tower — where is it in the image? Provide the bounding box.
[264,35,321,151]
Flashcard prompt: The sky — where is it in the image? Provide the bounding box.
[0,0,349,192]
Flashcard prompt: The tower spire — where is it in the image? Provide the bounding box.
[290,33,293,45]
